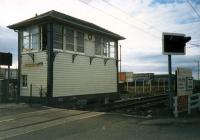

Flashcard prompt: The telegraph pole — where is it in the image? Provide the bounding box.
[119,45,121,74]
[198,60,199,80]
[168,55,173,109]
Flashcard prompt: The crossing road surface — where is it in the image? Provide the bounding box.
[0,104,200,140]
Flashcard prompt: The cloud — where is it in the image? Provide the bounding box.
[0,26,18,68]
[0,0,199,78]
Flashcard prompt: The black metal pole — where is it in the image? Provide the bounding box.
[30,84,32,107]
[168,55,173,109]
[198,60,199,80]
[120,45,121,74]
[47,23,53,101]
[7,65,10,102]
[16,31,21,103]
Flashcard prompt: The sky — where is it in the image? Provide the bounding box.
[0,0,200,79]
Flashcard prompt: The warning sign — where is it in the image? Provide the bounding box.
[176,68,193,96]
[176,68,193,112]
[177,95,188,112]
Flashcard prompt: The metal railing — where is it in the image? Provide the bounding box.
[188,93,200,114]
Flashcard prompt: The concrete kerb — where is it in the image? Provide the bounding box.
[139,118,200,125]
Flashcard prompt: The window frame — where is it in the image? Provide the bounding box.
[63,27,75,52]
[22,26,40,53]
[53,24,64,50]
[76,31,85,53]
[22,75,28,88]
[95,35,102,56]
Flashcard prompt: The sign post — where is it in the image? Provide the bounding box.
[168,55,173,109]
[162,32,191,109]
[0,52,12,102]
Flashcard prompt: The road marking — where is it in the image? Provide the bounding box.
[78,112,105,120]
[0,119,14,123]
[0,111,105,140]
[0,108,57,121]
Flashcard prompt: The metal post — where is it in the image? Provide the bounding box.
[150,79,152,94]
[198,60,199,80]
[7,65,10,102]
[143,79,145,94]
[30,84,32,107]
[168,55,173,109]
[119,45,121,74]
[126,80,129,91]
[135,79,137,93]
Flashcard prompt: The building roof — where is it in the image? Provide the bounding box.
[8,10,125,40]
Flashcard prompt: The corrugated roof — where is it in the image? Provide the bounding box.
[8,10,125,40]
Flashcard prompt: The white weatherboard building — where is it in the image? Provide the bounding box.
[8,10,125,104]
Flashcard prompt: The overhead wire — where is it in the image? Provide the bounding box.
[186,0,200,18]
[78,0,161,40]
[101,0,162,33]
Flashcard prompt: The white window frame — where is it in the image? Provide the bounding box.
[22,26,40,53]
[63,27,75,52]
[22,75,28,88]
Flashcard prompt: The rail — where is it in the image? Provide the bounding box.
[98,94,168,111]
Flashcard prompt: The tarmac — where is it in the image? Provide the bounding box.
[0,103,199,140]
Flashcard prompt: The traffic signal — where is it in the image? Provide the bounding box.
[162,33,191,55]
[0,52,12,66]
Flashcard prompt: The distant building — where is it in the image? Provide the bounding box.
[0,68,17,79]
[119,72,133,83]
[8,10,125,104]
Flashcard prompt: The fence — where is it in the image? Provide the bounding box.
[173,93,200,117]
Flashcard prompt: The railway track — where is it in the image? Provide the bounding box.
[98,94,169,111]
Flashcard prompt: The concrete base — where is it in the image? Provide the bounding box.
[19,92,120,108]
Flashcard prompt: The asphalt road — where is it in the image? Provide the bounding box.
[0,104,200,140]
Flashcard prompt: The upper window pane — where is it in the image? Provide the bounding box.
[103,39,109,57]
[23,31,29,52]
[22,26,39,52]
[95,35,101,55]
[53,24,63,50]
[77,31,84,53]
[109,41,115,58]
[65,28,74,51]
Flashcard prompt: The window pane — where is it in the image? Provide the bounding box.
[31,33,39,50]
[22,75,27,87]
[30,26,39,51]
[95,35,101,55]
[22,26,40,52]
[110,41,115,58]
[53,24,63,50]
[65,28,74,51]
[77,31,84,53]
[103,39,109,57]
[23,31,29,52]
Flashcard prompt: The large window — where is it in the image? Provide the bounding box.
[76,31,84,53]
[53,24,63,50]
[95,35,102,55]
[109,41,115,58]
[103,38,116,58]
[22,26,40,52]
[64,27,74,51]
[103,39,110,57]
[22,75,27,87]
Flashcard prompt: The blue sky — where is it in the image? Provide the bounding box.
[0,0,200,79]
